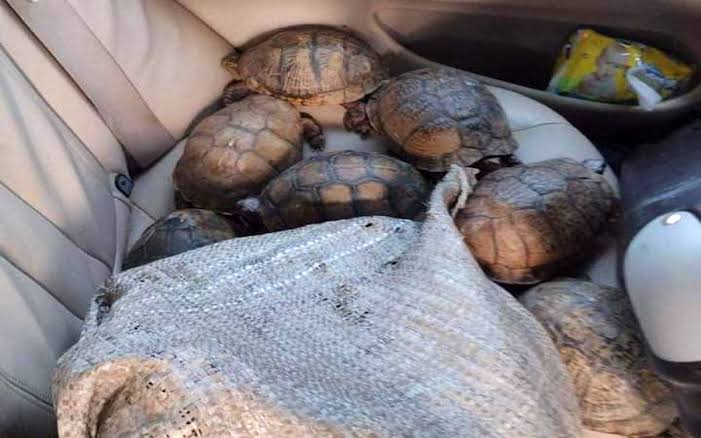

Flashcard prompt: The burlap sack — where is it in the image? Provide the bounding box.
[53,168,581,437]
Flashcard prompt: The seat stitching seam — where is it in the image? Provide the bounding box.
[125,196,157,221]
[0,368,53,412]
[0,181,113,270]
[0,254,84,320]
[511,122,564,133]
[174,0,231,50]
[64,1,178,141]
[0,43,117,186]
[0,360,52,408]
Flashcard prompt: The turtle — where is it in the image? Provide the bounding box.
[343,67,518,173]
[519,279,678,436]
[220,25,388,108]
[173,192,268,237]
[173,94,324,213]
[123,209,236,269]
[256,150,429,231]
[454,158,615,284]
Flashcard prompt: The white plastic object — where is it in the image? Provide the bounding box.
[624,211,701,362]
[626,66,664,111]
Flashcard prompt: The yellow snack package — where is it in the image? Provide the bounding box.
[547,29,694,108]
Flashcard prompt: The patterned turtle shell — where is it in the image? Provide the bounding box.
[366,67,517,172]
[259,151,429,231]
[173,94,305,213]
[222,26,388,105]
[520,279,677,436]
[123,209,236,269]
[455,158,615,284]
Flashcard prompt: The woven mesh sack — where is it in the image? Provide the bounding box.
[53,168,581,437]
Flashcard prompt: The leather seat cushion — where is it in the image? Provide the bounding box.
[66,0,233,144]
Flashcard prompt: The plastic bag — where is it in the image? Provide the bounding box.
[547,29,693,109]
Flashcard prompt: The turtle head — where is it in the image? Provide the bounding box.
[229,196,266,235]
[221,49,242,80]
[342,100,376,138]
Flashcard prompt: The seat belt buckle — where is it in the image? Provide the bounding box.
[115,174,133,197]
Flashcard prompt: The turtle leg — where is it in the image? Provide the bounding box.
[222,80,254,106]
[342,101,372,138]
[299,112,325,151]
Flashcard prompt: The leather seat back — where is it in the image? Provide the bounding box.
[0,1,231,434]
[0,42,122,437]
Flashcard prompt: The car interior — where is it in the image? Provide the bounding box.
[1,0,699,436]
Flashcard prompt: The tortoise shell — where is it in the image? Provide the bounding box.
[259,151,429,231]
[520,279,677,436]
[455,158,615,284]
[173,94,304,212]
[230,26,388,105]
[123,209,236,269]
[367,68,517,172]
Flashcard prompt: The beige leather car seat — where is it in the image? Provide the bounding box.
[0,1,230,434]
[0,1,618,435]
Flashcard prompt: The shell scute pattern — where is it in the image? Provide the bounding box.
[124,209,236,269]
[520,279,677,436]
[173,95,304,212]
[260,151,428,231]
[369,68,516,171]
[455,158,615,284]
[238,26,388,104]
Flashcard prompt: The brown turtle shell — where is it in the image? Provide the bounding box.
[367,67,517,172]
[123,209,236,269]
[173,94,304,212]
[259,151,429,231]
[520,279,677,436]
[235,26,388,105]
[455,158,615,284]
